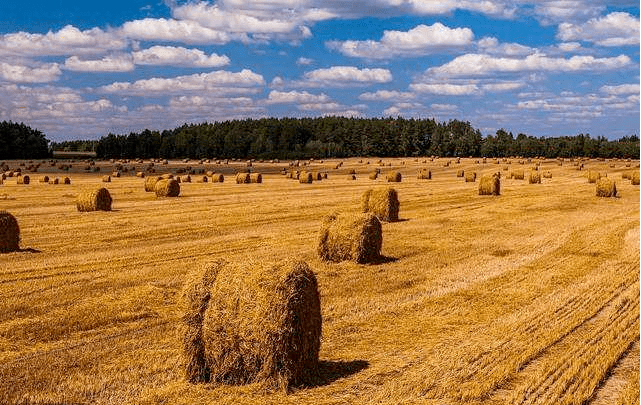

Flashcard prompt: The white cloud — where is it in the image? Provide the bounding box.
[410,82,481,95]
[266,90,330,104]
[557,12,640,46]
[64,55,135,72]
[327,23,473,59]
[358,90,416,101]
[296,57,314,65]
[600,83,640,95]
[426,53,631,76]
[557,42,582,52]
[99,69,265,95]
[303,66,392,86]
[132,46,230,67]
[532,1,605,25]
[0,25,126,57]
[430,103,459,111]
[121,18,239,44]
[476,36,534,56]
[0,62,61,83]
[481,81,526,92]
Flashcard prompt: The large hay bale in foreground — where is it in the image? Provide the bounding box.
[386,171,401,182]
[479,175,500,196]
[250,173,262,183]
[144,176,161,192]
[596,178,617,197]
[155,179,180,197]
[317,212,382,264]
[361,187,399,222]
[528,171,541,184]
[181,259,321,390]
[76,188,112,212]
[236,173,250,184]
[0,211,20,253]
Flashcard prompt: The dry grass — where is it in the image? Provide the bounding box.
[0,157,638,405]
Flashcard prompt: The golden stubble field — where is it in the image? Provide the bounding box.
[0,157,639,405]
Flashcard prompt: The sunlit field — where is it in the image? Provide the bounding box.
[1,157,639,405]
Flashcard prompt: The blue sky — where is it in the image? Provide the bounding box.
[0,1,638,142]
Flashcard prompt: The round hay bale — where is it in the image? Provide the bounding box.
[102,175,111,183]
[369,171,378,180]
[511,169,524,180]
[235,173,250,184]
[464,172,476,182]
[16,175,29,184]
[181,175,192,183]
[181,259,321,390]
[631,171,640,185]
[479,174,500,196]
[144,176,161,192]
[317,212,382,264]
[161,173,174,180]
[63,177,71,184]
[361,187,399,222]
[0,211,20,253]
[528,171,541,184]
[197,175,208,183]
[417,169,431,180]
[348,169,356,175]
[155,179,180,197]
[587,171,601,183]
[136,171,145,178]
[112,171,121,178]
[250,173,262,183]
[347,174,356,180]
[299,171,313,184]
[456,169,464,177]
[211,173,224,183]
[322,172,328,179]
[40,175,49,183]
[542,171,552,179]
[76,187,112,212]
[50,177,60,185]
[386,171,401,182]
[596,178,617,197]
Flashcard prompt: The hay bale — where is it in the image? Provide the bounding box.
[40,175,49,183]
[250,173,262,183]
[102,175,111,183]
[542,171,552,179]
[369,171,378,180]
[181,175,192,183]
[456,169,464,177]
[417,169,431,180]
[299,171,313,184]
[317,212,382,264]
[144,176,161,192]
[112,171,121,178]
[181,258,321,390]
[587,171,601,183]
[347,174,356,180]
[0,211,20,253]
[197,176,208,183]
[155,179,180,197]
[386,171,401,182]
[361,187,399,222]
[236,173,250,184]
[63,177,71,184]
[511,169,524,180]
[528,171,541,184]
[76,187,112,212]
[464,172,476,182]
[479,174,500,196]
[596,178,617,197]
[211,173,224,183]
[16,175,29,184]
[50,177,60,185]
[136,171,145,178]
[632,171,640,185]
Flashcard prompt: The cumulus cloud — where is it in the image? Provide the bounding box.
[476,36,534,56]
[358,90,416,101]
[266,90,330,104]
[0,25,126,57]
[296,57,314,65]
[0,62,61,83]
[64,55,135,72]
[132,46,230,67]
[557,12,640,46]
[121,18,239,44]
[410,83,481,95]
[426,53,631,76]
[303,66,392,86]
[600,83,640,95]
[99,69,265,95]
[328,23,474,59]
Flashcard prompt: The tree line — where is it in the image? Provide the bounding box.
[0,121,49,159]
[2,118,639,160]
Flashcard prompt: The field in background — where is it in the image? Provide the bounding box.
[0,157,639,405]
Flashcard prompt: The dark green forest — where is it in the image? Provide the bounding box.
[3,118,640,160]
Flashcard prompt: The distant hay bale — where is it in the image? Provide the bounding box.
[63,177,71,184]
[161,173,174,180]
[299,171,313,184]
[197,176,208,183]
[511,169,525,180]
[456,169,464,177]
[49,177,60,184]
[181,258,321,390]
[464,172,476,182]
[587,171,601,183]
[211,173,224,183]
[596,178,617,197]
[528,171,541,184]
[322,172,328,179]
[102,175,111,183]
[312,172,322,181]
[622,171,631,180]
[369,171,378,180]
[76,187,112,212]
[155,179,180,197]
[479,174,500,196]
[317,212,382,264]
[250,173,262,183]
[236,173,251,184]
[348,169,356,175]
[542,171,552,179]
[0,211,20,253]
[16,175,29,184]
[631,171,639,185]
[206,171,214,177]
[136,171,145,178]
[181,175,192,183]
[39,175,49,183]
[386,171,401,182]
[417,169,431,180]
[112,171,121,178]
[347,174,356,180]
[361,187,399,222]
[144,176,161,192]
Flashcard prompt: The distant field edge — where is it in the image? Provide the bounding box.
[52,150,97,158]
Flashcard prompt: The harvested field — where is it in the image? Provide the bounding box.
[0,157,638,405]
